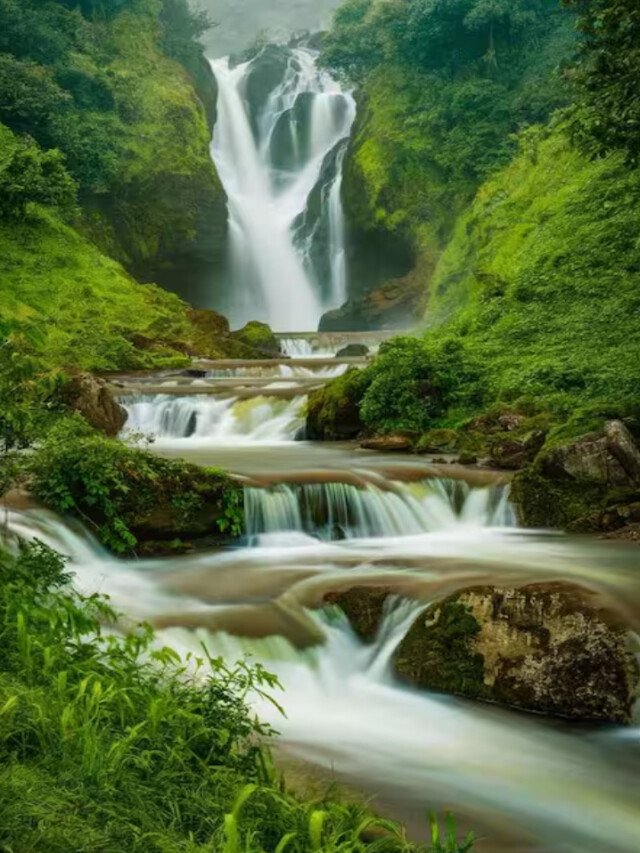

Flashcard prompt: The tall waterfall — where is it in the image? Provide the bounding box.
[210,45,356,330]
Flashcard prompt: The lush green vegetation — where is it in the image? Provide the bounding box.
[324,0,575,293]
[0,538,475,851]
[0,0,221,272]
[563,0,640,164]
[27,417,244,554]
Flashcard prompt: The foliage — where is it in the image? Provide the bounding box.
[563,0,640,164]
[0,0,223,278]
[325,0,575,297]
[425,123,640,414]
[359,337,481,434]
[28,418,245,553]
[0,538,473,851]
[0,124,76,219]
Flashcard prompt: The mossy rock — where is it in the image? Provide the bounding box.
[228,321,282,358]
[306,368,371,440]
[394,584,639,723]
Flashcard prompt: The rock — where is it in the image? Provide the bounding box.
[416,428,459,454]
[393,583,639,723]
[187,308,232,359]
[335,343,369,358]
[319,273,423,332]
[600,523,640,544]
[457,452,478,466]
[541,420,640,486]
[512,420,640,529]
[60,373,127,437]
[488,429,546,470]
[306,368,369,440]
[323,586,393,642]
[229,321,282,357]
[360,435,413,452]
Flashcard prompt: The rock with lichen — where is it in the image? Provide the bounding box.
[393,582,639,723]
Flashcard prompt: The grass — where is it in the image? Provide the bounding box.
[0,537,475,852]
[0,205,195,372]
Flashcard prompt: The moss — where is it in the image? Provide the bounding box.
[229,321,281,357]
[306,368,371,440]
[511,465,606,530]
[394,600,487,698]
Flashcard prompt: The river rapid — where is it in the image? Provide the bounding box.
[4,350,640,853]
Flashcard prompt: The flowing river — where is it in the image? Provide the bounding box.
[4,351,640,852]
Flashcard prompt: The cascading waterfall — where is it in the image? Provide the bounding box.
[121,394,305,442]
[210,45,356,330]
[4,494,640,852]
[244,478,515,542]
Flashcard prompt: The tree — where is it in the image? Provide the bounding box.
[0,125,76,219]
[563,0,640,165]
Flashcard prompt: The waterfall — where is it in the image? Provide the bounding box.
[245,479,515,542]
[121,394,305,442]
[210,45,356,330]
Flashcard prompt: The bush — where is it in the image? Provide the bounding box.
[29,419,245,553]
[360,337,481,434]
[0,125,76,219]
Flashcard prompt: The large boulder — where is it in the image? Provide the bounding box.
[394,583,639,723]
[512,420,640,530]
[319,277,422,331]
[60,373,127,437]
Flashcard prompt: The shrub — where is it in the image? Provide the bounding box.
[360,337,482,434]
[29,418,244,553]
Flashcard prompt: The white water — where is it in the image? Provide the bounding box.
[211,46,356,330]
[245,478,515,542]
[122,393,305,443]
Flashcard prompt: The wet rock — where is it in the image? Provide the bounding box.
[319,275,422,331]
[323,586,393,642]
[60,373,127,437]
[457,452,478,466]
[360,435,413,452]
[394,583,639,723]
[488,430,546,470]
[335,343,369,358]
[512,420,640,529]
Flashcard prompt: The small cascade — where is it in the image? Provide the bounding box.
[211,45,356,329]
[121,394,305,442]
[278,337,338,358]
[245,478,515,542]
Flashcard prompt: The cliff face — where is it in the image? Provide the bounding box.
[330,2,574,327]
[75,4,227,306]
